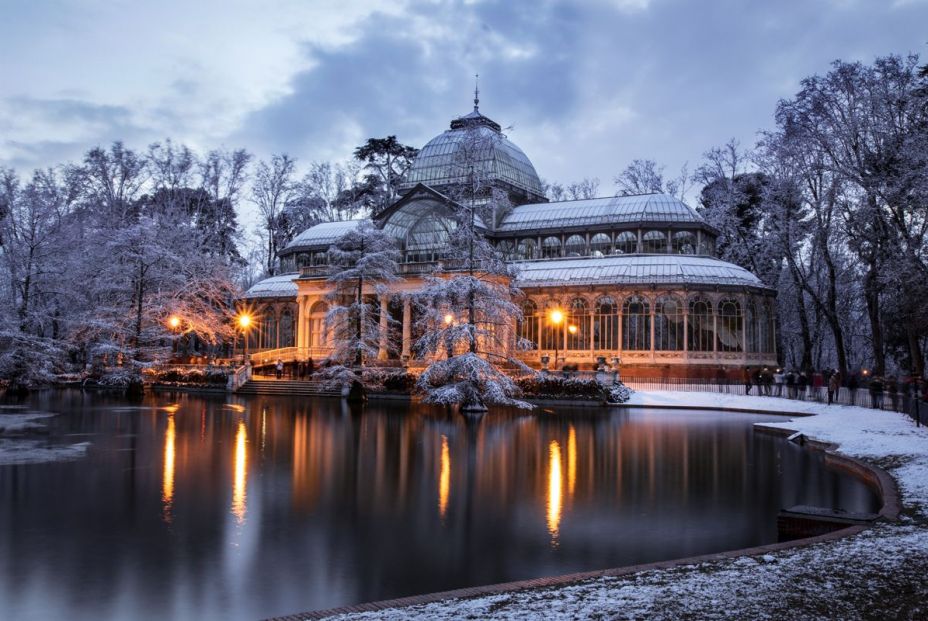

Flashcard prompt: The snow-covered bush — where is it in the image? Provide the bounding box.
[516,374,632,403]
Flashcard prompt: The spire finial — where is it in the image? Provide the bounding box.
[473,73,480,111]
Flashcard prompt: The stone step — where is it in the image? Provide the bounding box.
[236,380,340,397]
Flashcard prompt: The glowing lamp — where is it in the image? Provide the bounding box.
[568,324,578,335]
[549,309,564,325]
[444,314,454,325]
[238,314,252,329]
[168,315,181,329]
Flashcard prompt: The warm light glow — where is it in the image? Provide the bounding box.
[161,403,180,415]
[439,435,451,520]
[162,415,176,523]
[444,314,454,325]
[568,426,577,498]
[549,309,564,325]
[238,314,252,329]
[168,315,181,329]
[232,420,248,524]
[547,440,563,546]
[567,324,577,335]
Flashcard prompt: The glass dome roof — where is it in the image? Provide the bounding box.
[399,108,546,202]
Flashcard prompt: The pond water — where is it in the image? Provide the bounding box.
[0,390,878,621]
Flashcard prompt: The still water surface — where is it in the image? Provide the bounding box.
[0,390,878,620]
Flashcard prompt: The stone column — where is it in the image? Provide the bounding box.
[402,296,412,359]
[378,294,390,360]
[296,296,306,351]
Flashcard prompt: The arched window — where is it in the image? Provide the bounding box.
[590,233,612,256]
[542,236,562,259]
[261,314,276,350]
[567,298,590,350]
[541,301,563,351]
[672,231,697,254]
[517,238,537,260]
[594,296,619,351]
[279,309,295,348]
[655,296,684,351]
[622,296,650,351]
[564,235,587,257]
[688,297,713,352]
[406,215,452,263]
[745,302,758,353]
[296,253,311,267]
[309,301,328,348]
[699,235,716,256]
[642,230,667,253]
[717,299,743,352]
[519,300,539,350]
[615,231,638,254]
[497,239,515,260]
[311,251,328,266]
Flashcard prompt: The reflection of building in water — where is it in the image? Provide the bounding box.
[232,420,247,524]
[243,101,777,378]
[162,414,175,523]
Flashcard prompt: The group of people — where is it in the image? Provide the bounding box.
[272,358,316,380]
[739,366,924,411]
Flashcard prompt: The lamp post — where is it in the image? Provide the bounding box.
[238,314,252,365]
[549,309,564,371]
[567,324,577,374]
[168,315,181,358]
[444,313,454,359]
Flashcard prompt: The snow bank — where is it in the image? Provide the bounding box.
[311,391,928,621]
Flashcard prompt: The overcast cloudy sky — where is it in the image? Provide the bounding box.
[2,0,927,194]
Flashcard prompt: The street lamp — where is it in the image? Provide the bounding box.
[444,313,454,358]
[549,308,564,370]
[237,313,252,364]
[167,315,182,357]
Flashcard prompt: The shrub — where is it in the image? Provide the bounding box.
[516,374,631,403]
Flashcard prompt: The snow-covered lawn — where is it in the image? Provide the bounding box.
[313,392,928,621]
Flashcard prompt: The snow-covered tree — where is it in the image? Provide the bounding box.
[412,124,531,412]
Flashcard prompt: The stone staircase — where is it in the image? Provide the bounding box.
[235,377,341,397]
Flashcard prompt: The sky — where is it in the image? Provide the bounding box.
[2,0,927,202]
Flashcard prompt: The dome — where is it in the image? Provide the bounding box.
[400,107,546,202]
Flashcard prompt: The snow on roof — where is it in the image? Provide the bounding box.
[242,274,298,299]
[282,219,366,253]
[511,255,766,289]
[499,193,705,233]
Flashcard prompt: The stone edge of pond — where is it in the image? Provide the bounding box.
[267,412,900,621]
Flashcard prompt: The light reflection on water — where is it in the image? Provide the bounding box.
[0,390,880,621]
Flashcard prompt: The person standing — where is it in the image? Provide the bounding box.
[275,359,284,380]
[774,369,785,397]
[848,373,859,405]
[812,371,824,402]
[797,372,808,401]
[869,375,884,409]
[743,367,753,396]
[828,371,841,405]
[785,370,796,399]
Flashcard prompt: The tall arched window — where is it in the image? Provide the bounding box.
[261,314,276,350]
[655,296,684,351]
[717,299,743,352]
[519,300,539,350]
[594,296,619,351]
[688,297,713,352]
[517,238,537,260]
[590,233,612,256]
[279,309,295,348]
[309,301,328,348]
[745,301,758,353]
[622,296,651,351]
[672,231,697,254]
[564,235,587,257]
[642,230,667,253]
[542,236,562,259]
[497,239,516,260]
[615,231,638,254]
[567,298,590,350]
[541,301,563,351]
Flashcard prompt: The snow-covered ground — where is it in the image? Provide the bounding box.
[314,392,928,621]
[0,409,90,465]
